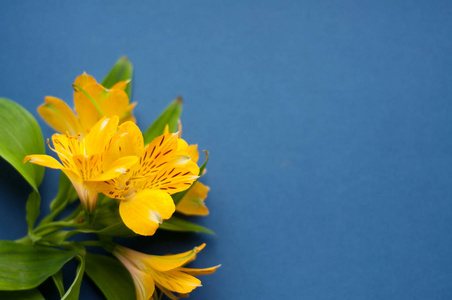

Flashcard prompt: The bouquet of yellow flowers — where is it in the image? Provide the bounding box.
[0,57,218,300]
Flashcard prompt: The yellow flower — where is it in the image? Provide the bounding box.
[114,244,219,300]
[98,122,200,235]
[24,117,138,213]
[38,73,136,135]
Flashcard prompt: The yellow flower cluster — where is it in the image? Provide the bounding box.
[23,73,216,299]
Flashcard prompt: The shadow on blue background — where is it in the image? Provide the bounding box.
[1,1,452,299]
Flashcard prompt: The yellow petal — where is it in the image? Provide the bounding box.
[74,72,97,89]
[71,154,101,180]
[178,264,221,276]
[104,121,144,168]
[130,269,155,300]
[177,139,199,163]
[135,133,199,194]
[23,154,64,169]
[38,96,81,135]
[115,249,156,300]
[186,145,199,163]
[62,168,99,212]
[139,158,199,194]
[119,190,175,236]
[177,139,188,150]
[73,74,106,131]
[84,117,119,155]
[151,269,201,294]
[138,133,180,176]
[111,80,130,91]
[176,182,209,216]
[88,156,138,183]
[97,178,126,201]
[100,89,130,120]
[143,244,206,272]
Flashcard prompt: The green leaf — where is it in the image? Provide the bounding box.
[160,216,215,235]
[0,241,79,290]
[143,97,183,144]
[172,150,209,205]
[25,190,41,233]
[52,269,65,297]
[101,56,133,99]
[198,150,209,176]
[85,253,136,300]
[61,252,86,300]
[0,98,45,192]
[0,288,44,300]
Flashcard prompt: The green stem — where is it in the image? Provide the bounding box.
[32,208,86,237]
[33,220,80,236]
[38,195,67,225]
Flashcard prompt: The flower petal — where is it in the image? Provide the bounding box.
[119,189,175,236]
[144,244,206,272]
[134,133,199,194]
[176,181,210,216]
[84,116,119,155]
[111,80,130,91]
[38,96,82,135]
[151,269,201,294]
[100,89,131,120]
[23,154,64,169]
[103,121,144,168]
[136,132,179,177]
[115,250,156,300]
[177,139,199,163]
[73,74,106,131]
[138,157,199,194]
[88,155,138,183]
[178,264,221,276]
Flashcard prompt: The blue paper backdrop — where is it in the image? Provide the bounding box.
[1,1,452,299]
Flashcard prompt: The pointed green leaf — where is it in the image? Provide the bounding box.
[101,56,133,99]
[160,216,215,235]
[0,98,45,192]
[52,269,65,298]
[0,288,44,300]
[25,191,41,233]
[143,97,183,144]
[0,241,79,290]
[85,253,136,300]
[61,252,85,300]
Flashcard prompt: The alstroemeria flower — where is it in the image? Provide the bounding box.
[114,243,219,300]
[24,117,138,213]
[98,122,200,235]
[38,73,136,135]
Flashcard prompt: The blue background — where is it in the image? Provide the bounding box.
[1,1,452,299]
